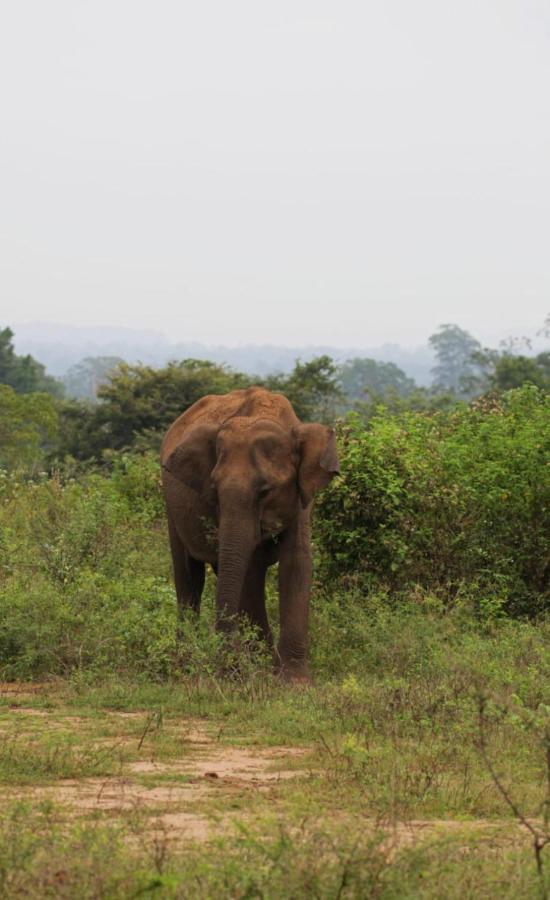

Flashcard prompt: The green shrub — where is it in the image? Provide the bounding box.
[0,456,176,679]
[315,385,549,615]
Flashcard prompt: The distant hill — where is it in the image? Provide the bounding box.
[12,322,435,385]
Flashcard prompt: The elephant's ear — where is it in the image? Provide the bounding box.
[295,424,340,508]
[162,424,218,496]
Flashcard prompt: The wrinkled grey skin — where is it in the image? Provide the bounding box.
[160,387,339,682]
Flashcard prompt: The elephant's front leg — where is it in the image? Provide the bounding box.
[239,547,273,648]
[276,518,313,682]
[167,515,205,637]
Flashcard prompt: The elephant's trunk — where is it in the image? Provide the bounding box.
[215,487,258,632]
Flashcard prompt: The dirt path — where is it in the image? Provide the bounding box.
[0,696,527,852]
[2,708,310,843]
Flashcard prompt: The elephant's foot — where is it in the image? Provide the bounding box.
[274,655,311,685]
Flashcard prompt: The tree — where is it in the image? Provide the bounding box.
[0,385,58,470]
[265,356,342,422]
[0,328,17,383]
[57,359,249,460]
[428,324,482,396]
[62,356,125,401]
[470,314,550,396]
[474,350,550,393]
[338,358,416,404]
[0,326,63,397]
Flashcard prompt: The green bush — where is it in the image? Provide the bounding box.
[0,454,176,679]
[315,385,549,615]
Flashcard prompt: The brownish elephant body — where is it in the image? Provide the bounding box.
[160,387,339,681]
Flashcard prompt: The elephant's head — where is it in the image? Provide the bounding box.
[163,417,339,627]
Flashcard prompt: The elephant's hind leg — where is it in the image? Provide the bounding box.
[239,547,273,648]
[167,515,205,630]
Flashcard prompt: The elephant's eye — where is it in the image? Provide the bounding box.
[258,484,271,499]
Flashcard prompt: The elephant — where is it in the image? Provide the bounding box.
[160,386,339,681]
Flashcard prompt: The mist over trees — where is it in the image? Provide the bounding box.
[12,322,436,385]
[63,357,125,401]
[429,324,483,396]
[339,358,416,402]
[1,318,548,466]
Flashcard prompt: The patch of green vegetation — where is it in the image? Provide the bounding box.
[0,802,545,899]
[316,385,550,616]
[0,730,125,784]
[133,773,196,789]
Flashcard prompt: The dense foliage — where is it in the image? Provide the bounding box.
[265,354,343,422]
[0,327,63,397]
[315,385,549,616]
[0,454,171,679]
[0,386,58,471]
[478,349,550,393]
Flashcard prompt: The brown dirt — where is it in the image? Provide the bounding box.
[2,716,310,844]
[0,706,527,850]
[128,743,307,782]
[22,776,207,810]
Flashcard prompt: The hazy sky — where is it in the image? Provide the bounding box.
[1,1,549,348]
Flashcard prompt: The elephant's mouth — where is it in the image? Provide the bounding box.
[260,520,284,541]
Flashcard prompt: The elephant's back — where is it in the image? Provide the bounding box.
[161,387,298,462]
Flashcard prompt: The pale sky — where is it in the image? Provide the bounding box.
[1,1,549,348]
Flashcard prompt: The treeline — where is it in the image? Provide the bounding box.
[1,321,549,469]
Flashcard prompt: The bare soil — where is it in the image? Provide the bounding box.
[0,696,526,851]
[1,711,310,844]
